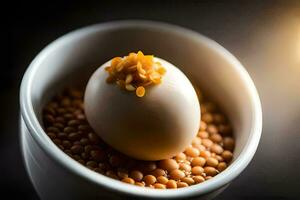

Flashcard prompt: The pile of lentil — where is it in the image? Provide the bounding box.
[105,51,166,97]
[43,87,234,189]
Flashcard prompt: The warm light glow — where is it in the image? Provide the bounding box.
[297,26,300,63]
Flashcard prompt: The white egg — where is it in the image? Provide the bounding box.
[84,57,200,161]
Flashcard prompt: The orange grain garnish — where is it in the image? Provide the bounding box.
[105,51,166,97]
[136,86,146,97]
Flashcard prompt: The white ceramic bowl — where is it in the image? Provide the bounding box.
[20,20,262,200]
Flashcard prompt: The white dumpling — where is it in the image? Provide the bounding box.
[84,57,200,160]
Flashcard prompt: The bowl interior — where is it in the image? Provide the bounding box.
[31,23,252,159]
[24,21,260,197]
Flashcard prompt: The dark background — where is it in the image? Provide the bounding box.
[5,0,300,199]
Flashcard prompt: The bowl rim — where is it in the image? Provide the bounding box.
[20,20,262,199]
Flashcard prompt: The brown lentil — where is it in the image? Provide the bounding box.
[88,133,100,144]
[192,137,202,146]
[47,132,56,139]
[153,183,166,189]
[47,126,59,133]
[63,127,76,133]
[109,155,123,167]
[199,121,207,131]
[204,102,216,112]
[86,161,98,168]
[223,137,235,151]
[213,114,226,124]
[179,163,191,172]
[68,132,81,141]
[218,124,232,135]
[135,182,145,187]
[198,131,209,139]
[166,180,177,189]
[122,177,135,184]
[157,176,168,184]
[207,124,218,135]
[210,133,222,143]
[185,146,200,157]
[117,169,128,179]
[194,144,206,151]
[159,159,179,171]
[206,157,219,167]
[169,169,185,180]
[71,144,84,154]
[191,157,206,167]
[202,138,213,148]
[175,152,186,161]
[62,140,72,149]
[177,182,189,188]
[90,150,106,162]
[191,166,204,175]
[210,144,224,154]
[81,152,89,160]
[140,162,157,172]
[53,139,61,145]
[217,162,227,172]
[202,113,213,123]
[130,170,143,182]
[181,177,195,185]
[57,132,67,139]
[54,123,64,129]
[215,155,224,162]
[106,170,118,179]
[222,150,233,162]
[151,168,166,177]
[193,175,205,183]
[144,175,157,185]
[199,150,211,158]
[42,87,235,189]
[204,167,218,176]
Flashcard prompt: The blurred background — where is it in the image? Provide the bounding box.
[5,0,300,199]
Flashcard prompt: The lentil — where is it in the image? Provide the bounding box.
[198,131,209,139]
[191,157,206,167]
[193,175,205,183]
[153,183,166,189]
[211,144,224,154]
[179,163,191,172]
[185,146,200,157]
[130,170,143,182]
[159,159,179,171]
[166,180,177,189]
[222,150,233,162]
[177,182,189,188]
[42,87,235,189]
[206,157,219,167]
[181,177,195,185]
[135,182,145,187]
[122,177,135,184]
[204,167,218,176]
[105,51,166,97]
[144,175,156,185]
[157,176,168,184]
[217,162,227,172]
[191,166,204,175]
[151,168,166,177]
[169,169,185,180]
[175,152,186,161]
[223,137,235,151]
